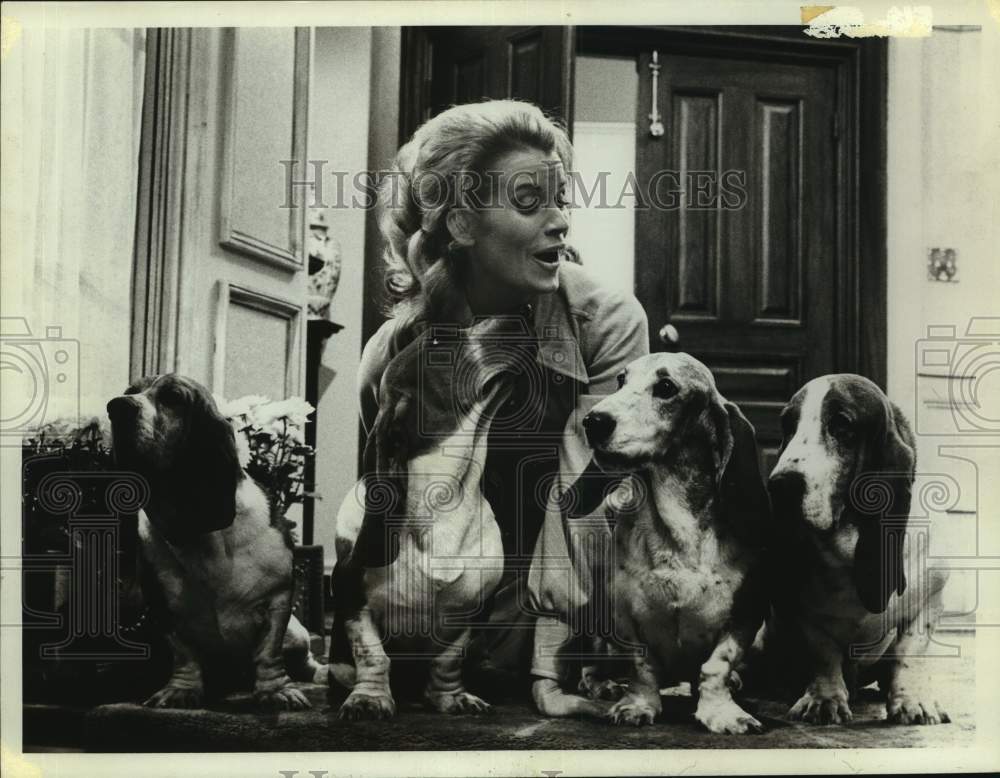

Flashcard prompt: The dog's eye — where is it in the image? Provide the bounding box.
[653,377,678,400]
[616,372,626,389]
[157,386,184,407]
[829,412,854,437]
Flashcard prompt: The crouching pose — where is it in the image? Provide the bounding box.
[328,99,650,719]
[107,374,326,710]
[764,374,950,725]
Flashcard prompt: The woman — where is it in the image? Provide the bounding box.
[356,99,649,710]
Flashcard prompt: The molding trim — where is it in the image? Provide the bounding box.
[217,27,310,272]
[130,28,191,380]
[212,282,303,398]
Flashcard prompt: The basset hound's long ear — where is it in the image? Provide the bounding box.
[710,399,772,547]
[852,399,916,613]
[170,387,242,540]
[352,392,409,568]
[557,457,627,523]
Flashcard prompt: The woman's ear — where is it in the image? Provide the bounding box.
[445,208,476,249]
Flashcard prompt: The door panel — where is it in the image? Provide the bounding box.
[636,51,839,472]
[425,26,573,125]
[218,28,308,271]
[164,28,310,400]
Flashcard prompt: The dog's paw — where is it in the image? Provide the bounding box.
[788,688,853,724]
[143,685,204,709]
[338,689,396,721]
[578,675,628,702]
[255,685,311,711]
[695,698,763,734]
[887,695,951,726]
[425,690,493,715]
[608,694,659,727]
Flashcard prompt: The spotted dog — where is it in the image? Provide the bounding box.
[544,352,772,733]
[330,316,538,720]
[764,374,950,725]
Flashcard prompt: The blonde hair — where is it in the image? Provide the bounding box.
[378,100,572,328]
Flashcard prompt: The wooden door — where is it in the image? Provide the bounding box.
[132,28,311,402]
[635,49,839,471]
[399,26,575,146]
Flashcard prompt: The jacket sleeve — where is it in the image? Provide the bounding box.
[357,319,403,438]
[528,290,649,679]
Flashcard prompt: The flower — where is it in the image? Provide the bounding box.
[219,394,271,421]
[250,398,314,428]
[220,394,315,520]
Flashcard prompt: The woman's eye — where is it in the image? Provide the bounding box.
[653,377,678,400]
[512,189,541,212]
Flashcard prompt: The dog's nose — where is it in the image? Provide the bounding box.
[106,396,138,422]
[768,470,807,518]
[582,411,616,447]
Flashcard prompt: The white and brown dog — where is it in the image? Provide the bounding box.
[547,352,772,733]
[107,374,326,710]
[764,374,950,725]
[330,316,536,719]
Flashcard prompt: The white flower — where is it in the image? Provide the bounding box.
[220,394,271,421]
[251,397,314,428]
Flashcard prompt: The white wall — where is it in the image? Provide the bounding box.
[310,27,373,564]
[571,56,639,294]
[310,27,402,569]
[887,26,1000,620]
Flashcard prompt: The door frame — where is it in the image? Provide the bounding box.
[392,25,887,388]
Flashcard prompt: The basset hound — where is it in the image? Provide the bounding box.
[107,375,326,710]
[330,316,534,719]
[543,352,772,733]
[764,374,950,725]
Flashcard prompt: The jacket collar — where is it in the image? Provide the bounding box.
[446,293,589,385]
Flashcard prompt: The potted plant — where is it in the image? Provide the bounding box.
[218,395,326,640]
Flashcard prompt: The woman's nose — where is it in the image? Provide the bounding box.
[546,206,569,237]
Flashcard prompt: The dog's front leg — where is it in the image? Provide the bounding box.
[144,632,205,708]
[694,633,762,734]
[252,595,311,710]
[424,627,491,714]
[608,649,662,726]
[338,605,396,720]
[787,624,853,724]
[885,585,951,725]
[530,617,617,719]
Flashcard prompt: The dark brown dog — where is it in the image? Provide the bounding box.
[107,374,325,709]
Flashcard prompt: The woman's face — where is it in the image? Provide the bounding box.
[462,147,570,314]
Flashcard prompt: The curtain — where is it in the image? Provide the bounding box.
[2,27,146,428]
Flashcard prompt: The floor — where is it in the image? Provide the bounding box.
[58,633,976,753]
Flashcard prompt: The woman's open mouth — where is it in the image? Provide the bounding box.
[533,247,563,265]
